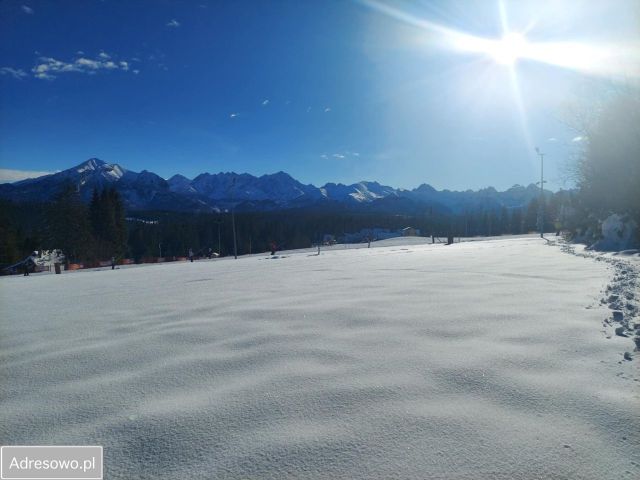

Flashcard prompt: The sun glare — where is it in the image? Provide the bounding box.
[490,32,528,66]
[360,0,640,79]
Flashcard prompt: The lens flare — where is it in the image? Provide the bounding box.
[490,32,528,66]
[358,0,640,79]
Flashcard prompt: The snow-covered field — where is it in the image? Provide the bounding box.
[1,237,638,479]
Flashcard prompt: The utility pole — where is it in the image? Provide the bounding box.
[535,147,545,238]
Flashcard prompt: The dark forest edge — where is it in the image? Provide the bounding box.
[0,185,578,269]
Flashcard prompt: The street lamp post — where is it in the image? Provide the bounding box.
[535,147,545,238]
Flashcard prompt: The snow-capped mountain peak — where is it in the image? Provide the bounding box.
[0,158,556,213]
[75,158,106,173]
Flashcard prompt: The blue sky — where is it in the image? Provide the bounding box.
[1,0,638,190]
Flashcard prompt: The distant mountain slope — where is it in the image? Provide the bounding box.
[0,158,554,213]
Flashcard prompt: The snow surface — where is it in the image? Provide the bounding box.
[1,237,638,479]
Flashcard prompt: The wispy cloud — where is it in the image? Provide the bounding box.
[21,5,34,14]
[262,99,270,106]
[230,113,239,118]
[324,107,331,112]
[323,151,361,161]
[0,168,56,183]
[31,53,133,80]
[166,19,181,28]
[547,137,558,142]
[0,67,28,79]
[572,136,584,142]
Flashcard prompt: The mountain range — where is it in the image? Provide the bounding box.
[0,158,553,214]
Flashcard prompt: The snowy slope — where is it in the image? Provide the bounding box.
[320,181,398,203]
[0,238,637,479]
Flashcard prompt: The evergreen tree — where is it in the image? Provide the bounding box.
[510,208,523,235]
[524,198,539,233]
[577,91,640,230]
[46,184,93,262]
[109,188,127,257]
[0,203,20,265]
[88,187,128,259]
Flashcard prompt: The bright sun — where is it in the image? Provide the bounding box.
[489,32,528,66]
[361,0,639,78]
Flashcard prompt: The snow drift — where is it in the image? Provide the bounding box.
[0,237,637,479]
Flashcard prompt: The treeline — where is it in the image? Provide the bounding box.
[568,89,639,244]
[0,185,127,266]
[1,188,575,267]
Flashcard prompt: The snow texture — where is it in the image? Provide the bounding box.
[557,239,640,358]
[1,237,638,479]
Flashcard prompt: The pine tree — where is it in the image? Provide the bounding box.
[524,198,539,233]
[0,203,20,265]
[46,184,93,262]
[109,188,127,257]
[510,208,523,234]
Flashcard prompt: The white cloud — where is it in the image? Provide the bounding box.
[0,67,28,79]
[132,69,140,75]
[34,72,55,80]
[262,99,269,106]
[324,107,331,112]
[325,151,360,160]
[230,113,238,118]
[21,5,34,14]
[166,19,181,28]
[572,136,584,142]
[31,53,133,80]
[547,137,558,142]
[0,168,55,183]
[75,58,101,69]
